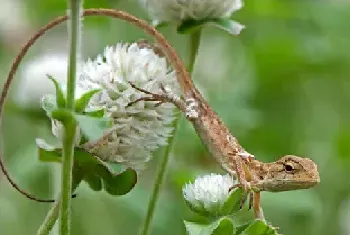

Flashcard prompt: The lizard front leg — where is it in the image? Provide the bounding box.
[127,82,187,112]
[253,192,265,220]
[127,83,255,211]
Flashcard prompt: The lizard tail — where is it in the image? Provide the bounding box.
[0,155,56,202]
[0,9,197,204]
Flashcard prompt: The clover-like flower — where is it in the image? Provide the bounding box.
[43,42,180,170]
[139,0,243,24]
[183,173,238,217]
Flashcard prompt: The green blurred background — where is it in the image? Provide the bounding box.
[0,0,349,234]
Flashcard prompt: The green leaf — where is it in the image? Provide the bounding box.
[184,217,234,235]
[234,222,251,235]
[72,166,85,189]
[184,221,206,235]
[74,148,101,164]
[75,114,113,141]
[36,138,62,163]
[47,74,66,108]
[35,142,137,195]
[211,217,234,235]
[74,89,101,113]
[177,18,244,35]
[102,168,137,196]
[84,173,103,191]
[74,149,137,196]
[220,187,245,215]
[235,220,278,235]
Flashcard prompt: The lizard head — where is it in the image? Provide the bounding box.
[250,155,320,192]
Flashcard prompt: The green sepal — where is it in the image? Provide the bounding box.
[83,108,105,118]
[74,89,101,113]
[177,18,244,35]
[46,74,66,108]
[41,94,57,114]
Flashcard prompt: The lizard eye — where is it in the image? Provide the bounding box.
[284,163,294,172]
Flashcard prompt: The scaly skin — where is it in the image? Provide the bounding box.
[129,42,320,221]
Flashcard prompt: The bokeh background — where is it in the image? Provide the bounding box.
[0,0,349,234]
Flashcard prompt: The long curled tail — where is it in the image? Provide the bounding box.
[0,9,193,203]
[0,157,59,202]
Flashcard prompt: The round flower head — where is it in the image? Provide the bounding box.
[139,0,243,23]
[74,42,180,170]
[183,173,235,217]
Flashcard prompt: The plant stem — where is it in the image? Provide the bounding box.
[60,0,82,234]
[37,199,61,235]
[37,181,81,235]
[139,115,181,235]
[66,0,82,109]
[139,28,202,235]
[188,29,202,73]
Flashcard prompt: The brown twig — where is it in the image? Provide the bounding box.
[0,9,190,202]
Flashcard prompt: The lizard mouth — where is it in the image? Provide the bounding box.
[255,178,320,192]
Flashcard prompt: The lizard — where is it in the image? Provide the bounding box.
[0,9,320,216]
[128,41,321,220]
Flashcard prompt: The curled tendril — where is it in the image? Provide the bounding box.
[0,9,190,202]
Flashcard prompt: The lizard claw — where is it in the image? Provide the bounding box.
[126,82,169,107]
[127,82,185,112]
[229,182,252,210]
[248,192,254,210]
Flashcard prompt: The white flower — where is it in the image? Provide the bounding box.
[183,173,235,216]
[0,0,31,47]
[139,0,243,23]
[44,42,180,170]
[15,54,68,108]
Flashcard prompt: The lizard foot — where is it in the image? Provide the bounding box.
[229,182,252,209]
[127,82,186,111]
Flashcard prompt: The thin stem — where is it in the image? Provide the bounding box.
[139,29,202,235]
[60,125,76,235]
[139,115,181,235]
[188,29,202,74]
[36,181,81,235]
[60,0,82,234]
[66,0,82,109]
[37,200,61,235]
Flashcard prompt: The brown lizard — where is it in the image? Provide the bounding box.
[128,42,320,220]
[0,9,320,215]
